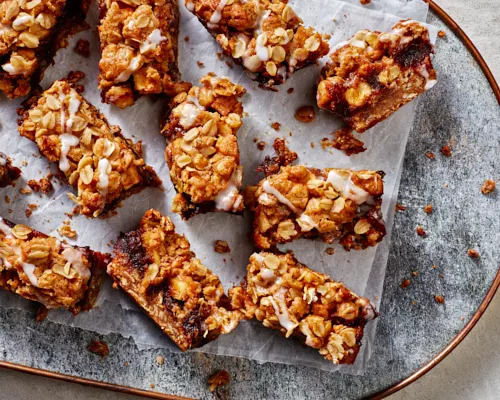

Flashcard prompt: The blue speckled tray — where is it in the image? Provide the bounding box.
[1,4,499,399]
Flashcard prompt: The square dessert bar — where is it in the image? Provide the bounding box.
[317,20,437,132]
[107,209,242,351]
[186,0,329,88]
[161,74,246,219]
[0,217,109,313]
[0,0,89,99]
[98,0,191,108]
[229,252,377,364]
[0,152,21,187]
[18,78,161,217]
[247,165,386,250]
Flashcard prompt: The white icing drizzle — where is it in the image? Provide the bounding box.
[326,170,374,205]
[97,158,111,198]
[185,0,194,11]
[2,62,22,76]
[0,155,6,166]
[62,246,90,280]
[209,0,228,24]
[58,134,80,173]
[214,170,243,212]
[65,90,81,131]
[22,263,38,286]
[260,268,275,282]
[178,102,201,129]
[116,55,141,83]
[252,253,264,264]
[295,213,318,232]
[262,180,301,213]
[255,33,269,61]
[254,9,270,33]
[419,64,437,90]
[140,29,166,54]
[269,290,298,332]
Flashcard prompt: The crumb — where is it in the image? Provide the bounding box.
[21,160,28,166]
[411,300,417,305]
[325,128,366,156]
[467,249,480,258]
[27,177,53,194]
[150,384,156,389]
[360,0,371,4]
[444,183,448,188]
[35,305,48,322]
[425,152,435,159]
[256,138,298,177]
[225,60,233,69]
[124,362,129,366]
[257,141,266,151]
[216,52,223,60]
[20,187,31,195]
[253,137,258,143]
[287,88,294,94]
[460,316,465,321]
[439,274,444,279]
[412,271,419,277]
[481,179,496,195]
[424,204,433,214]
[197,61,205,68]
[416,226,426,237]
[432,265,437,269]
[294,106,315,123]
[74,39,90,57]
[310,142,315,148]
[435,295,445,304]
[395,204,407,212]
[215,240,230,253]
[438,30,446,38]
[4,196,10,204]
[58,221,77,239]
[271,122,281,131]
[184,36,190,42]
[325,247,335,255]
[208,370,230,392]
[156,355,164,365]
[441,145,452,157]
[87,340,109,358]
[401,279,411,288]
[24,204,37,218]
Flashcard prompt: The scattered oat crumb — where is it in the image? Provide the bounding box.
[467,249,480,258]
[197,61,205,68]
[360,0,371,4]
[27,176,53,194]
[25,203,37,218]
[58,221,77,239]
[271,122,281,131]
[287,88,294,94]
[257,141,266,151]
[184,36,190,42]
[88,340,109,358]
[432,265,437,269]
[156,355,165,365]
[5,196,10,204]
[435,295,445,304]
[225,60,233,69]
[208,370,230,392]
[35,305,48,322]
[412,271,419,277]
[150,384,156,389]
[294,105,315,123]
[325,247,335,255]
[21,160,28,166]
[74,39,90,57]
[438,30,446,38]
[401,279,411,288]
[460,316,465,321]
[444,183,449,188]
[395,204,406,212]
[216,52,223,60]
[416,226,426,237]
[20,187,31,195]
[481,179,496,195]
[424,204,433,214]
[215,240,230,254]
[411,300,417,305]
[124,362,129,367]
[439,274,444,279]
[324,128,366,156]
[310,142,315,148]
[425,151,435,159]
[441,145,452,157]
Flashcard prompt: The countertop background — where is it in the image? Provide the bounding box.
[1,0,499,399]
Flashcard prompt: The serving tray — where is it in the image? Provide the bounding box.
[1,2,499,399]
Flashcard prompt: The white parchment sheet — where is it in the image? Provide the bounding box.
[0,0,436,374]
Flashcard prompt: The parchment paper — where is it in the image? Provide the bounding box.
[0,0,436,374]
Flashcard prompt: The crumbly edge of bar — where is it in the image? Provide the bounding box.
[17,76,162,217]
[107,209,242,351]
[0,217,109,314]
[229,251,378,364]
[0,152,22,188]
[187,0,329,88]
[97,0,190,108]
[317,20,436,132]
[247,165,386,250]
[162,74,246,219]
[0,0,90,99]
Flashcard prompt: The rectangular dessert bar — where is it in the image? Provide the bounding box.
[247,165,386,250]
[317,20,437,133]
[0,152,21,187]
[161,74,245,219]
[0,217,109,313]
[185,0,330,89]
[107,209,242,351]
[0,0,89,99]
[18,77,162,217]
[229,252,377,364]
[97,0,191,108]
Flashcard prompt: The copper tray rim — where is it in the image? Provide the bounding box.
[1,2,500,399]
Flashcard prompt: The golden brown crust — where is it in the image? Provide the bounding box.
[0,152,21,187]
[186,0,329,88]
[97,0,190,108]
[0,217,109,313]
[161,74,246,219]
[18,78,162,217]
[229,252,378,364]
[248,165,386,250]
[107,209,242,351]
[317,20,437,132]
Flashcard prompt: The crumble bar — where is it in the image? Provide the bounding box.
[18,78,162,217]
[0,0,89,98]
[98,0,190,108]
[317,20,437,132]
[185,0,329,88]
[0,217,109,313]
[161,74,245,219]
[247,165,385,250]
[229,252,377,364]
[0,152,21,187]
[107,209,242,351]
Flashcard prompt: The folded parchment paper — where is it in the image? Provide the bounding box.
[0,0,435,374]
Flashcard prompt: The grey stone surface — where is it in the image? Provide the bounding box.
[1,4,499,400]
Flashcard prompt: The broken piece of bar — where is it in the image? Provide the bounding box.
[0,152,21,187]
[247,165,386,250]
[0,0,89,98]
[161,74,245,219]
[107,209,242,351]
[98,0,190,108]
[18,77,162,217]
[185,0,329,88]
[0,217,109,313]
[229,252,377,364]
[317,20,437,132]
